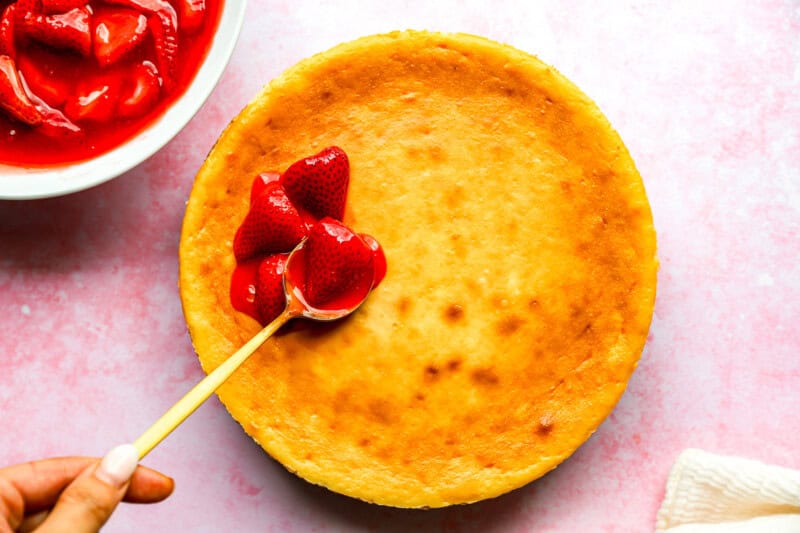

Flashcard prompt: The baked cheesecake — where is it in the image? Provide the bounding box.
[179,30,657,508]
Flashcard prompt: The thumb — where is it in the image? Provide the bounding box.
[37,445,139,533]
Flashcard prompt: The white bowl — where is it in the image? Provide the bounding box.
[0,1,247,200]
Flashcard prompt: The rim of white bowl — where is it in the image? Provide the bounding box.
[0,0,248,200]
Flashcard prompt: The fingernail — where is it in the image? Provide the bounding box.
[95,444,139,488]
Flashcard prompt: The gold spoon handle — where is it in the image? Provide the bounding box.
[133,308,293,460]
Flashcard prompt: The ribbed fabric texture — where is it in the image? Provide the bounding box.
[656,449,800,532]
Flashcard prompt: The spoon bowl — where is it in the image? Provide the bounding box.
[283,238,374,322]
[132,239,372,459]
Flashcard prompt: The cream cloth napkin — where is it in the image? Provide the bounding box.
[656,449,800,532]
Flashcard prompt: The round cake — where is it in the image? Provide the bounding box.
[179,31,657,508]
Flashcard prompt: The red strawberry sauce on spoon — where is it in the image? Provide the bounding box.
[0,0,222,166]
[230,147,386,326]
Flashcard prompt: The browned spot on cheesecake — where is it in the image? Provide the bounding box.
[496,315,524,336]
[506,219,519,235]
[375,446,391,461]
[528,298,540,310]
[424,365,440,382]
[368,399,394,425]
[592,167,614,184]
[414,392,426,401]
[358,438,371,447]
[429,145,445,162]
[396,297,412,316]
[333,386,356,412]
[444,303,464,323]
[450,233,467,259]
[447,357,462,372]
[537,414,554,435]
[471,368,499,386]
[446,185,464,209]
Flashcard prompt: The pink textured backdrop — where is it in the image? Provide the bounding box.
[1,1,799,531]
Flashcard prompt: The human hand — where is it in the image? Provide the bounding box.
[0,445,173,533]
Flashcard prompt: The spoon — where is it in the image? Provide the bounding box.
[132,239,372,459]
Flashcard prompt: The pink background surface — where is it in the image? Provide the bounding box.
[2,1,799,531]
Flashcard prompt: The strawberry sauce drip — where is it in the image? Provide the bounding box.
[0,0,223,166]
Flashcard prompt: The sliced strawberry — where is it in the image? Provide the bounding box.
[233,182,309,262]
[93,7,148,67]
[15,52,70,107]
[64,73,123,123]
[304,217,374,308]
[360,233,387,286]
[281,146,350,222]
[40,0,87,15]
[105,0,175,19]
[147,8,177,90]
[0,5,16,59]
[103,0,178,88]
[176,0,204,35]
[25,90,82,138]
[0,55,42,126]
[118,60,159,118]
[15,63,81,136]
[20,7,92,57]
[14,0,41,22]
[250,172,282,205]
[254,253,289,324]
[36,108,81,137]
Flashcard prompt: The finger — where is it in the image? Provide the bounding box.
[18,510,48,533]
[0,456,173,512]
[125,466,174,504]
[36,445,138,533]
[3,464,173,533]
[0,457,96,513]
[0,475,25,531]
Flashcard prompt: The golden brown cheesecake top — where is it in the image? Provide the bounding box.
[179,30,657,508]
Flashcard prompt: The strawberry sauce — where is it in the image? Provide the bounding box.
[230,235,386,323]
[229,148,386,326]
[284,242,379,313]
[0,0,223,166]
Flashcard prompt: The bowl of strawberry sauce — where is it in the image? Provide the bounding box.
[0,0,246,199]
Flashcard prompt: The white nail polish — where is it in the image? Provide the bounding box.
[95,444,139,488]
